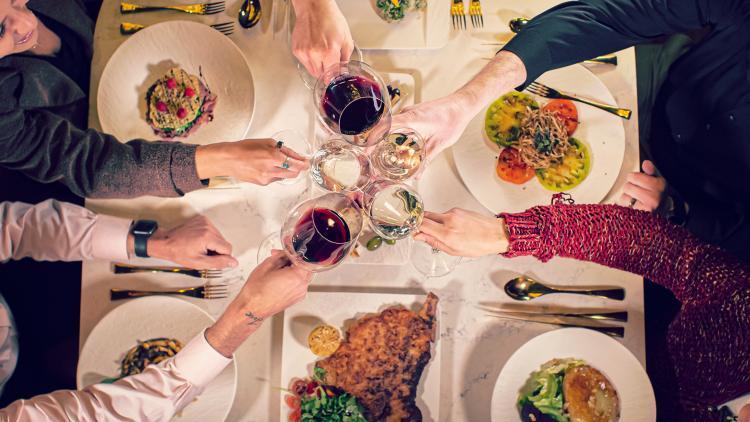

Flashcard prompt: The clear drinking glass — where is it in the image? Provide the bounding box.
[278,193,364,272]
[313,61,392,148]
[370,128,425,181]
[310,137,372,193]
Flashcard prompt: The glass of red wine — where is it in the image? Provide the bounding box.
[313,61,392,148]
[279,193,363,272]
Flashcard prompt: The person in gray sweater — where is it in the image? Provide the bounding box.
[0,0,309,198]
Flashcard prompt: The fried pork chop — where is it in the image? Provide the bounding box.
[563,365,620,422]
[316,293,438,421]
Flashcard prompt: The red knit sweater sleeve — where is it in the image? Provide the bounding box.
[499,204,750,306]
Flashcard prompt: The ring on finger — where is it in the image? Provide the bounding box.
[275,140,284,149]
[628,197,637,208]
[279,155,291,170]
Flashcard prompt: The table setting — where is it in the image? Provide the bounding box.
[80,0,656,420]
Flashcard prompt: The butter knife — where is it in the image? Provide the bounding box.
[486,313,625,338]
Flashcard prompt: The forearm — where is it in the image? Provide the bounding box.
[502,0,745,86]
[205,296,265,357]
[450,51,527,117]
[500,204,750,305]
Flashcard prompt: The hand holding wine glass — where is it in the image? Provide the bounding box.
[291,0,354,78]
[414,208,509,257]
[196,139,310,186]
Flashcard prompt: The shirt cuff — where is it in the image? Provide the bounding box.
[172,330,232,389]
[170,144,206,195]
[91,215,132,261]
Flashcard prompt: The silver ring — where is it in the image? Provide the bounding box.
[628,197,637,208]
[280,155,290,169]
[275,140,284,149]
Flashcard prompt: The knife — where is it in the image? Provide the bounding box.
[485,313,625,338]
[477,306,628,323]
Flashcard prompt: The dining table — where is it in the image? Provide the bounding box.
[82,0,645,420]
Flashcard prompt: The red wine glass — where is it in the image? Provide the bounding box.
[280,193,363,272]
[313,61,392,148]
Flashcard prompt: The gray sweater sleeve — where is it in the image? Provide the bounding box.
[0,74,206,199]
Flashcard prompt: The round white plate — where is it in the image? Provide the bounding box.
[490,328,656,422]
[77,296,237,422]
[453,64,625,213]
[98,21,254,144]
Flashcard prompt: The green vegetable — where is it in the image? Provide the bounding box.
[384,238,397,245]
[367,236,383,251]
[517,358,585,422]
[535,138,591,192]
[300,368,367,421]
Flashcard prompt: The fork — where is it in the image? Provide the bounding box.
[120,1,225,15]
[469,0,483,28]
[120,21,234,35]
[526,81,632,120]
[451,0,466,30]
[113,263,224,279]
[110,284,229,300]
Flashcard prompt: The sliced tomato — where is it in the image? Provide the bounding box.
[543,99,578,135]
[536,138,591,192]
[496,148,535,184]
[288,407,301,422]
[285,394,301,410]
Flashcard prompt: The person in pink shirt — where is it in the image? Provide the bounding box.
[0,199,311,420]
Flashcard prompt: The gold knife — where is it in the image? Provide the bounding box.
[478,306,628,322]
[485,313,625,338]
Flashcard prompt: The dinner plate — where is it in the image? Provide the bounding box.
[98,21,255,145]
[452,64,626,213]
[77,296,237,422]
[490,328,656,422]
[280,292,441,420]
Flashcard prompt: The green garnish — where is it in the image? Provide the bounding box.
[367,236,383,251]
[384,238,397,245]
[299,367,367,422]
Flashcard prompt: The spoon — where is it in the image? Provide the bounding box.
[508,17,528,33]
[504,276,625,301]
[238,0,261,29]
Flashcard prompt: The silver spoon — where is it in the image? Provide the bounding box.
[504,276,625,301]
[238,0,261,29]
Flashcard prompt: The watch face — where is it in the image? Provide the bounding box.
[132,220,158,235]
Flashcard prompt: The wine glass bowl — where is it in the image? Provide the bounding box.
[363,180,424,241]
[371,128,425,181]
[310,138,372,193]
[281,193,363,272]
[313,61,392,148]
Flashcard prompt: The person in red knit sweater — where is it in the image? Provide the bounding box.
[415,202,749,421]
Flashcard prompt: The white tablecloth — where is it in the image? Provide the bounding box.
[83,1,644,420]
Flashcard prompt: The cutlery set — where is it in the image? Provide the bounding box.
[111,263,229,301]
[485,276,629,338]
[452,0,483,30]
[118,1,248,37]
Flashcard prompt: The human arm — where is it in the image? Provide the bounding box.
[0,251,312,421]
[290,0,354,78]
[0,200,237,268]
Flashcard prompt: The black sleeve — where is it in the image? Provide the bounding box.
[0,72,205,199]
[503,0,750,86]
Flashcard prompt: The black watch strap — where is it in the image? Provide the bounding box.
[131,220,158,258]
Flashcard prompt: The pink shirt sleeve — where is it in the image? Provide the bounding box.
[0,331,232,421]
[0,200,131,262]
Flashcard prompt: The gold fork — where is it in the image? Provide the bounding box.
[451,0,466,30]
[120,21,234,35]
[526,81,632,120]
[469,0,483,28]
[120,1,225,15]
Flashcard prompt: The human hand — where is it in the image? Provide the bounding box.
[147,215,238,269]
[390,94,476,176]
[291,0,354,78]
[414,208,508,257]
[616,160,666,212]
[740,404,750,422]
[196,139,310,186]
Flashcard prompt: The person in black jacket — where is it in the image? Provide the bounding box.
[396,0,750,261]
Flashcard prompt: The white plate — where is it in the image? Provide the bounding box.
[98,21,255,145]
[453,64,626,213]
[77,296,237,422]
[280,292,441,420]
[491,328,656,422]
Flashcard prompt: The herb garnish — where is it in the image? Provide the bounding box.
[299,368,367,422]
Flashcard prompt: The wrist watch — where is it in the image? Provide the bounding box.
[131,220,159,258]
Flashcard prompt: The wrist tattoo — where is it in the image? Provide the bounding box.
[244,311,264,326]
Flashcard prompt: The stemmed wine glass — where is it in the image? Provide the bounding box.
[313,61,392,148]
[309,137,371,193]
[362,181,460,277]
[258,193,363,272]
[370,127,425,181]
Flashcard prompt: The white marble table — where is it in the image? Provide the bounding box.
[83,1,644,420]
